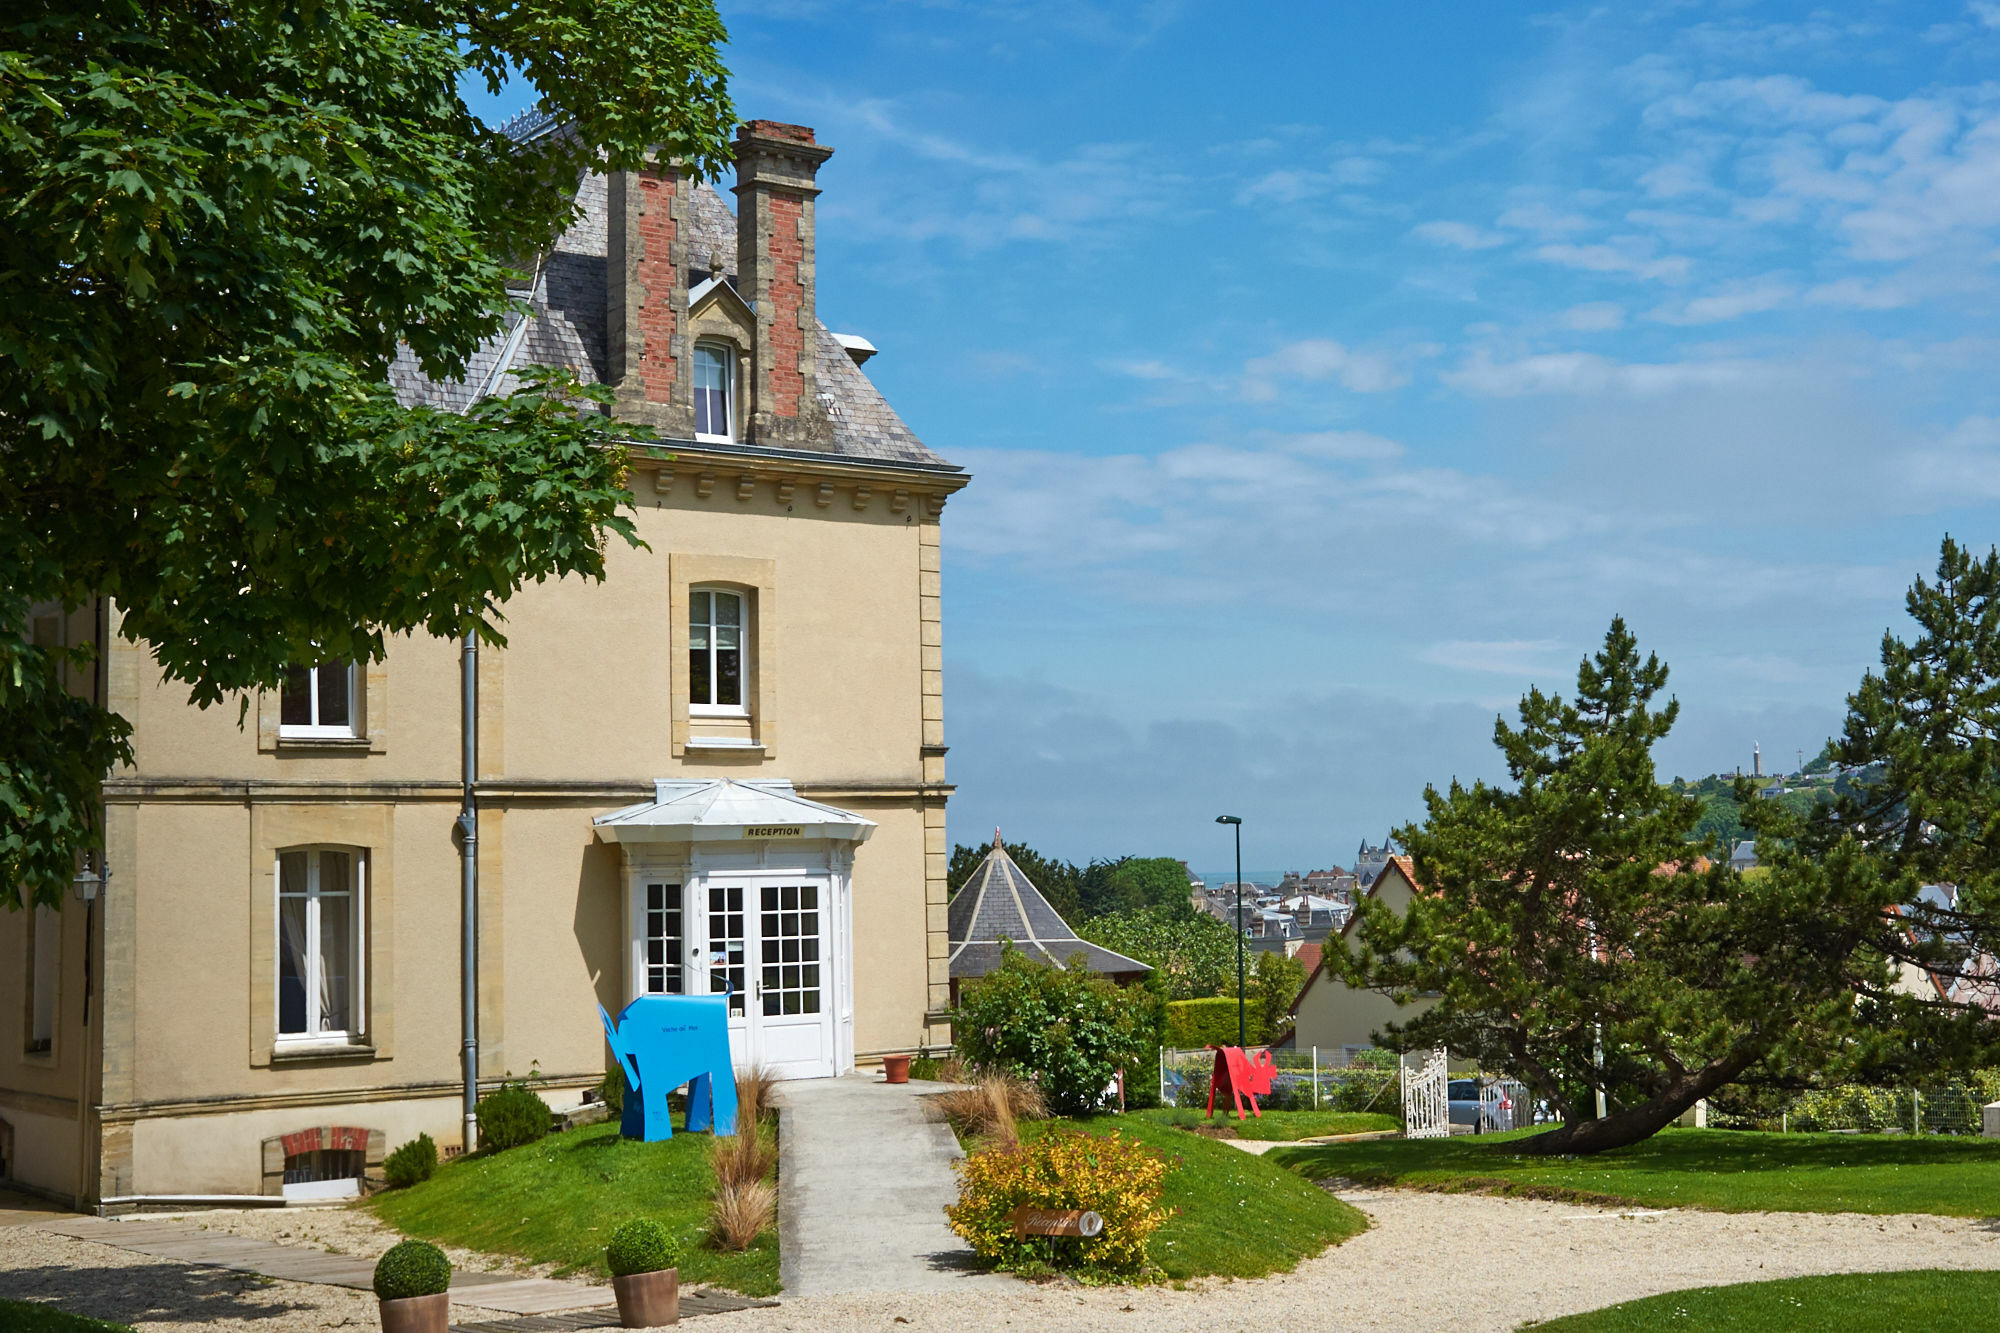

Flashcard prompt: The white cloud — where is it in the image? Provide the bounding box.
[1561,302,1626,331]
[1105,357,1176,380]
[1243,338,1410,394]
[1646,278,1793,325]
[1444,350,1759,397]
[1497,202,1595,236]
[1412,220,1504,250]
[1420,639,1567,676]
[1535,241,1691,282]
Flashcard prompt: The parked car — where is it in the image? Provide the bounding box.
[1448,1078,1483,1131]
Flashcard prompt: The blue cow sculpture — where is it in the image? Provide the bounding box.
[598,992,739,1141]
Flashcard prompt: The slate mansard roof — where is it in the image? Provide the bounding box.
[948,840,1151,983]
[387,115,954,473]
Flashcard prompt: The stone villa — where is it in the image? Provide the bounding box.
[0,116,966,1205]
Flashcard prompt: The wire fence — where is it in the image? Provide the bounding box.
[1160,1046,1403,1115]
[1156,1047,2000,1139]
[1712,1075,2000,1136]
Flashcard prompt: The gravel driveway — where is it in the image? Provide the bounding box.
[6,1187,1998,1331]
[704,1187,2000,1332]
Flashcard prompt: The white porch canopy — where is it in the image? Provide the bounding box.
[592,779,876,845]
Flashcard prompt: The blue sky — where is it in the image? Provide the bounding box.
[472,2,2000,877]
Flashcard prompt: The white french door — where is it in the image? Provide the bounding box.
[634,871,836,1079]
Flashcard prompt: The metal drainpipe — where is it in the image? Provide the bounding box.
[454,252,548,1154]
[459,632,479,1152]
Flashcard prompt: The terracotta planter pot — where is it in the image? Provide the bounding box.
[378,1292,449,1333]
[882,1054,912,1084]
[613,1267,680,1327]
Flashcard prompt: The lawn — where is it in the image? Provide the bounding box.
[1269,1126,2000,1217]
[0,1301,135,1333]
[1134,1107,1402,1142]
[1031,1114,1369,1280]
[1528,1269,2000,1330]
[368,1122,778,1296]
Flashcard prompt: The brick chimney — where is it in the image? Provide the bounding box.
[606,159,694,435]
[734,121,835,447]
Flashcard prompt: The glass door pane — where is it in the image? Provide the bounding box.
[759,883,821,1017]
[708,884,746,1016]
[644,882,684,994]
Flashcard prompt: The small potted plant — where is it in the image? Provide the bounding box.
[607,1218,682,1327]
[373,1239,451,1333]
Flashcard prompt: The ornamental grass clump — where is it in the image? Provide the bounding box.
[605,1218,682,1277]
[372,1239,451,1300]
[945,1127,1172,1280]
[709,1179,776,1251]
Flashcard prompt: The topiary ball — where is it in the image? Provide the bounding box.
[605,1218,681,1277]
[373,1239,451,1300]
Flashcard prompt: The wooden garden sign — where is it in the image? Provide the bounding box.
[1008,1206,1105,1239]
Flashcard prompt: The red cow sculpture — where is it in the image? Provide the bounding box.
[1205,1045,1277,1121]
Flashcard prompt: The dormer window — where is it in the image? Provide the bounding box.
[695,343,734,441]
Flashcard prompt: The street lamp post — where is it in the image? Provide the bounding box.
[1216,815,1244,1047]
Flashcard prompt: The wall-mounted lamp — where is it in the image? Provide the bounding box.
[73,861,107,904]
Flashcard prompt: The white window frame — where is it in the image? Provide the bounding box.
[279,663,359,739]
[274,847,367,1047]
[688,585,749,718]
[693,342,735,444]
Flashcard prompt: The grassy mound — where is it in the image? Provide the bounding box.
[1529,1269,2000,1330]
[1039,1115,1368,1280]
[368,1122,777,1296]
[1271,1126,2000,1216]
[1135,1107,1401,1142]
[0,1301,136,1333]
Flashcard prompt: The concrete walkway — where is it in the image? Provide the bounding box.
[38,1216,612,1315]
[770,1074,1015,1296]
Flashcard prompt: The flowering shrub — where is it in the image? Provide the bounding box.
[952,946,1156,1115]
[945,1127,1172,1279]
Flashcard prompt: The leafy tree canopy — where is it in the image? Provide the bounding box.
[1340,617,1908,1155]
[1079,905,1238,1001]
[0,0,734,908]
[946,841,1191,922]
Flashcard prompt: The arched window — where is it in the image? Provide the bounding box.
[694,343,734,441]
[689,587,745,714]
[276,847,365,1042]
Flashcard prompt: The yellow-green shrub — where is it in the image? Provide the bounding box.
[944,1127,1171,1279]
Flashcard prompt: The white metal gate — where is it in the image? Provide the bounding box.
[1401,1046,1451,1139]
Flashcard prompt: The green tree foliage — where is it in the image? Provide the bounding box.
[947,841,1086,919]
[946,843,1191,922]
[1249,950,1306,1044]
[952,946,1156,1115]
[1792,537,2000,1071]
[1340,617,1901,1155]
[1079,905,1237,1000]
[0,1,735,909]
[1082,857,1192,917]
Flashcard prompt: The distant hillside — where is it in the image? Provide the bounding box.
[1671,761,1869,849]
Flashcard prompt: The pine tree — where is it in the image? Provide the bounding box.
[1340,618,1900,1155]
[1792,536,2000,1073]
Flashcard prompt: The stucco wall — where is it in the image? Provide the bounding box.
[54,459,957,1197]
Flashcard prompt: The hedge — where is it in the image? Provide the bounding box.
[1166,997,1263,1048]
